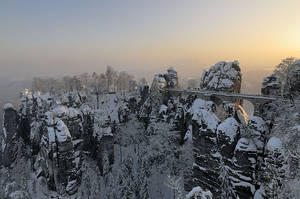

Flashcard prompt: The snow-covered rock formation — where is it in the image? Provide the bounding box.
[182,61,272,199]
[1,90,118,196]
[261,74,281,96]
[200,61,242,93]
[2,104,19,167]
[1,63,300,198]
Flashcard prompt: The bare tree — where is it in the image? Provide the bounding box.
[79,72,90,94]
[105,66,117,92]
[116,71,134,92]
[138,78,148,86]
[72,76,83,92]
[91,72,107,109]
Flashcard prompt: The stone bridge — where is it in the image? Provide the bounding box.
[164,88,288,115]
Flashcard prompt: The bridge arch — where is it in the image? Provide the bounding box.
[242,99,255,116]
[165,88,283,116]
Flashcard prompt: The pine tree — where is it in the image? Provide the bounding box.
[260,150,285,198]
[218,158,236,199]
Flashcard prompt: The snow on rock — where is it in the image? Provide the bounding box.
[261,74,281,96]
[2,105,18,167]
[165,66,178,88]
[185,186,213,199]
[190,98,214,113]
[235,138,257,152]
[54,119,71,143]
[292,125,300,131]
[80,104,93,115]
[248,116,268,134]
[52,106,69,118]
[192,108,219,132]
[254,187,265,199]
[232,137,258,198]
[151,74,167,91]
[247,116,268,153]
[150,67,178,91]
[266,137,282,152]
[217,117,239,143]
[3,103,14,110]
[159,104,168,115]
[200,61,242,93]
[183,125,192,142]
[66,179,79,195]
[68,107,81,118]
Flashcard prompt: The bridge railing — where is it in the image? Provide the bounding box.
[164,88,288,102]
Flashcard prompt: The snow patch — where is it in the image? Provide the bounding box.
[191,98,213,113]
[3,103,14,110]
[266,137,282,152]
[217,117,239,143]
[159,105,168,115]
[55,119,71,142]
[186,186,212,199]
[192,109,220,132]
[292,125,300,131]
[249,116,267,133]
[235,138,257,152]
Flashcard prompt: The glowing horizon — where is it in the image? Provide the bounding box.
[0,0,299,80]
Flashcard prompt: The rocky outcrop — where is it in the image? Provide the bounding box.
[200,61,242,93]
[183,61,271,198]
[186,99,221,194]
[2,104,19,167]
[261,74,281,96]
[1,90,116,196]
[184,97,259,198]
[93,114,115,175]
[231,138,257,198]
[164,66,179,88]
[37,112,79,194]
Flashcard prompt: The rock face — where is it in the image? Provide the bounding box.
[38,113,78,194]
[164,66,179,88]
[186,98,268,198]
[2,104,19,167]
[200,61,242,93]
[261,74,281,96]
[182,61,270,198]
[4,63,298,198]
[139,67,180,128]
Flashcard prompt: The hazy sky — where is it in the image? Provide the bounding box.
[1,0,300,80]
